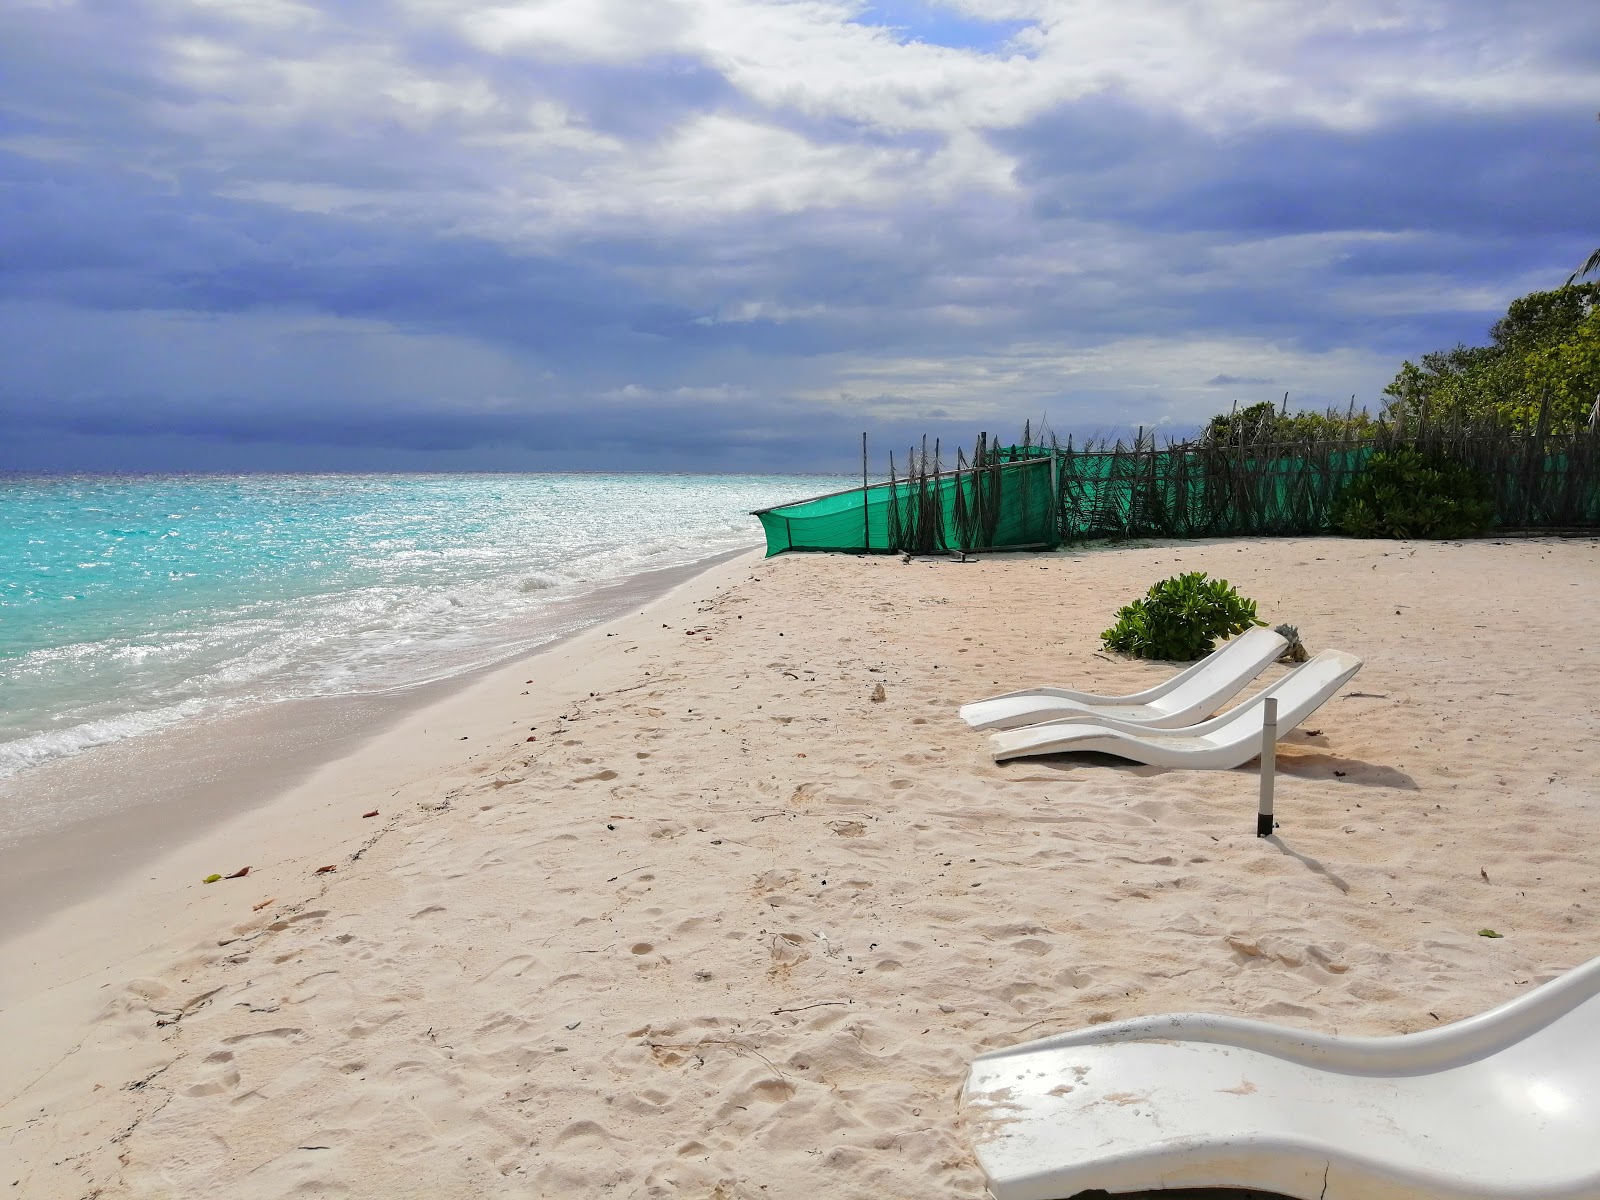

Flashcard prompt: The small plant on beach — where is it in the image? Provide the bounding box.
[1273,623,1309,662]
[1333,447,1494,539]
[1101,572,1264,661]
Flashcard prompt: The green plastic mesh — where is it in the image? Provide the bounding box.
[754,481,898,554]
[756,456,1056,555]
[755,439,1600,557]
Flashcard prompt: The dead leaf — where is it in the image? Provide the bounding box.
[315,864,337,874]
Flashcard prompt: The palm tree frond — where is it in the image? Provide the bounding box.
[1567,247,1600,286]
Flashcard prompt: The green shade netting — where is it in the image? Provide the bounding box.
[755,442,1600,557]
[756,457,1055,555]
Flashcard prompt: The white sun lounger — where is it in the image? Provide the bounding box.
[959,626,1289,731]
[988,649,1362,766]
[963,952,1600,1200]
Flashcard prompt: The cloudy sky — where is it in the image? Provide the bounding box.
[2,0,1595,472]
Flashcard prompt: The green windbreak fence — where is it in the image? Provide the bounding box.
[1057,445,1375,540]
[755,454,1057,555]
[754,429,1600,556]
[754,478,900,554]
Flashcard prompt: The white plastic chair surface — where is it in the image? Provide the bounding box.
[989,650,1362,766]
[960,628,1288,731]
[963,953,1600,1200]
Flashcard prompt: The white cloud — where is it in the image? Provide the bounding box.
[167,0,324,31]
[449,0,698,62]
[599,382,755,402]
[88,0,1592,244]
[803,334,1398,423]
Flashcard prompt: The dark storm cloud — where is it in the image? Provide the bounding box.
[1005,94,1593,241]
[1205,375,1273,387]
[0,386,1003,476]
[1,0,1596,471]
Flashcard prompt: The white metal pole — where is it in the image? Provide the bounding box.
[1257,697,1277,837]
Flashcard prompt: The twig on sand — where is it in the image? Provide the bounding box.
[605,865,655,882]
[653,1037,790,1081]
[771,1000,850,1015]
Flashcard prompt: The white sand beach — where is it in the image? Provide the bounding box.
[4,535,1598,1198]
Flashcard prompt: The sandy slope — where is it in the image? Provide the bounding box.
[4,536,1598,1198]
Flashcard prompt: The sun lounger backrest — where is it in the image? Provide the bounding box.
[1143,626,1289,716]
[1193,649,1362,744]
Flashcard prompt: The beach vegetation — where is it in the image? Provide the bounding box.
[1101,571,1264,661]
[1333,447,1494,539]
[1202,399,1375,446]
[1381,283,1600,433]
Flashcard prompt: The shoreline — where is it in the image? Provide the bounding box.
[0,545,754,934]
[5,534,1597,1198]
[0,546,761,1116]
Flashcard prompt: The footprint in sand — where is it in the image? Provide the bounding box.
[1010,938,1053,957]
[182,1064,241,1097]
[767,933,811,978]
[712,1074,796,1119]
[752,868,800,894]
[222,1027,306,1045]
[554,1119,613,1148]
[746,1078,796,1103]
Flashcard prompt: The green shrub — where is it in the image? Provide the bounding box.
[1101,571,1265,661]
[1333,447,1494,539]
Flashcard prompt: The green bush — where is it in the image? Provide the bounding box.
[1101,571,1264,661]
[1333,447,1494,539]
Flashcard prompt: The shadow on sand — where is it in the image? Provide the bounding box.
[1263,832,1351,891]
[1006,748,1416,791]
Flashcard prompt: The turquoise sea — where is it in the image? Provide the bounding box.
[0,473,835,784]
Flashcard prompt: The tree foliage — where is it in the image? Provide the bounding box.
[1202,399,1376,447]
[1382,283,1600,432]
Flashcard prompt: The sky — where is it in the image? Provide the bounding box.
[1,0,1595,473]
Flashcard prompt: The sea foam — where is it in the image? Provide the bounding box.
[0,472,838,782]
